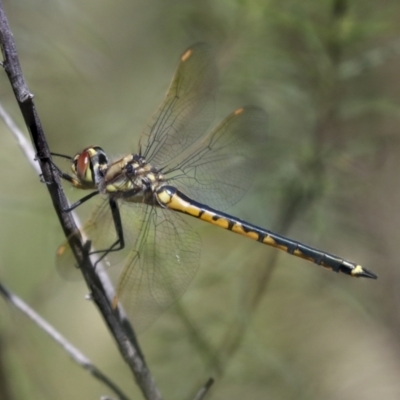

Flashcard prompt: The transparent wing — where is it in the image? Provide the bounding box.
[56,198,201,331]
[115,202,200,330]
[165,106,268,210]
[140,42,217,168]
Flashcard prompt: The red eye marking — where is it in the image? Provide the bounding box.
[76,151,90,178]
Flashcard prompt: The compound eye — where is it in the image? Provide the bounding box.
[76,151,92,181]
[70,146,107,189]
[71,149,96,188]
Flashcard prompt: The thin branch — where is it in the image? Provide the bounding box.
[172,302,223,375]
[0,281,130,400]
[0,101,38,172]
[0,2,161,399]
[192,378,214,400]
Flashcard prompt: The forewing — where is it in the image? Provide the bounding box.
[165,106,268,210]
[140,43,217,168]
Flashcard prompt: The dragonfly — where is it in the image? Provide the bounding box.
[56,43,377,330]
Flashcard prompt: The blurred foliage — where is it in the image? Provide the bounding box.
[1,0,400,399]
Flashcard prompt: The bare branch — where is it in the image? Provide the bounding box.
[0,281,130,400]
[0,2,161,399]
[0,101,38,172]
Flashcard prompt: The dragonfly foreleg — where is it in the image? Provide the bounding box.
[63,190,100,212]
[88,198,126,268]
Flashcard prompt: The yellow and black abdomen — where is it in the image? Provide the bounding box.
[156,185,377,279]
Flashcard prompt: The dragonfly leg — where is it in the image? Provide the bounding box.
[63,190,100,212]
[50,151,74,161]
[36,151,75,185]
[88,198,126,268]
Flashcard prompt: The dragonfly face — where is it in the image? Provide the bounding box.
[71,146,109,190]
[58,43,376,332]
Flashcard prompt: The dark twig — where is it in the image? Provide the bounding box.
[0,280,130,400]
[0,2,161,399]
[192,378,214,400]
[173,302,223,375]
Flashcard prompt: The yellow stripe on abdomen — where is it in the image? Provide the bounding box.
[231,223,259,240]
[157,186,232,229]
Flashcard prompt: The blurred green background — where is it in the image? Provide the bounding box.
[1,0,400,399]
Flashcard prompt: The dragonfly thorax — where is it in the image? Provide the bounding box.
[102,153,165,201]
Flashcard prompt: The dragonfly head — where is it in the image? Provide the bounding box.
[72,146,109,189]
